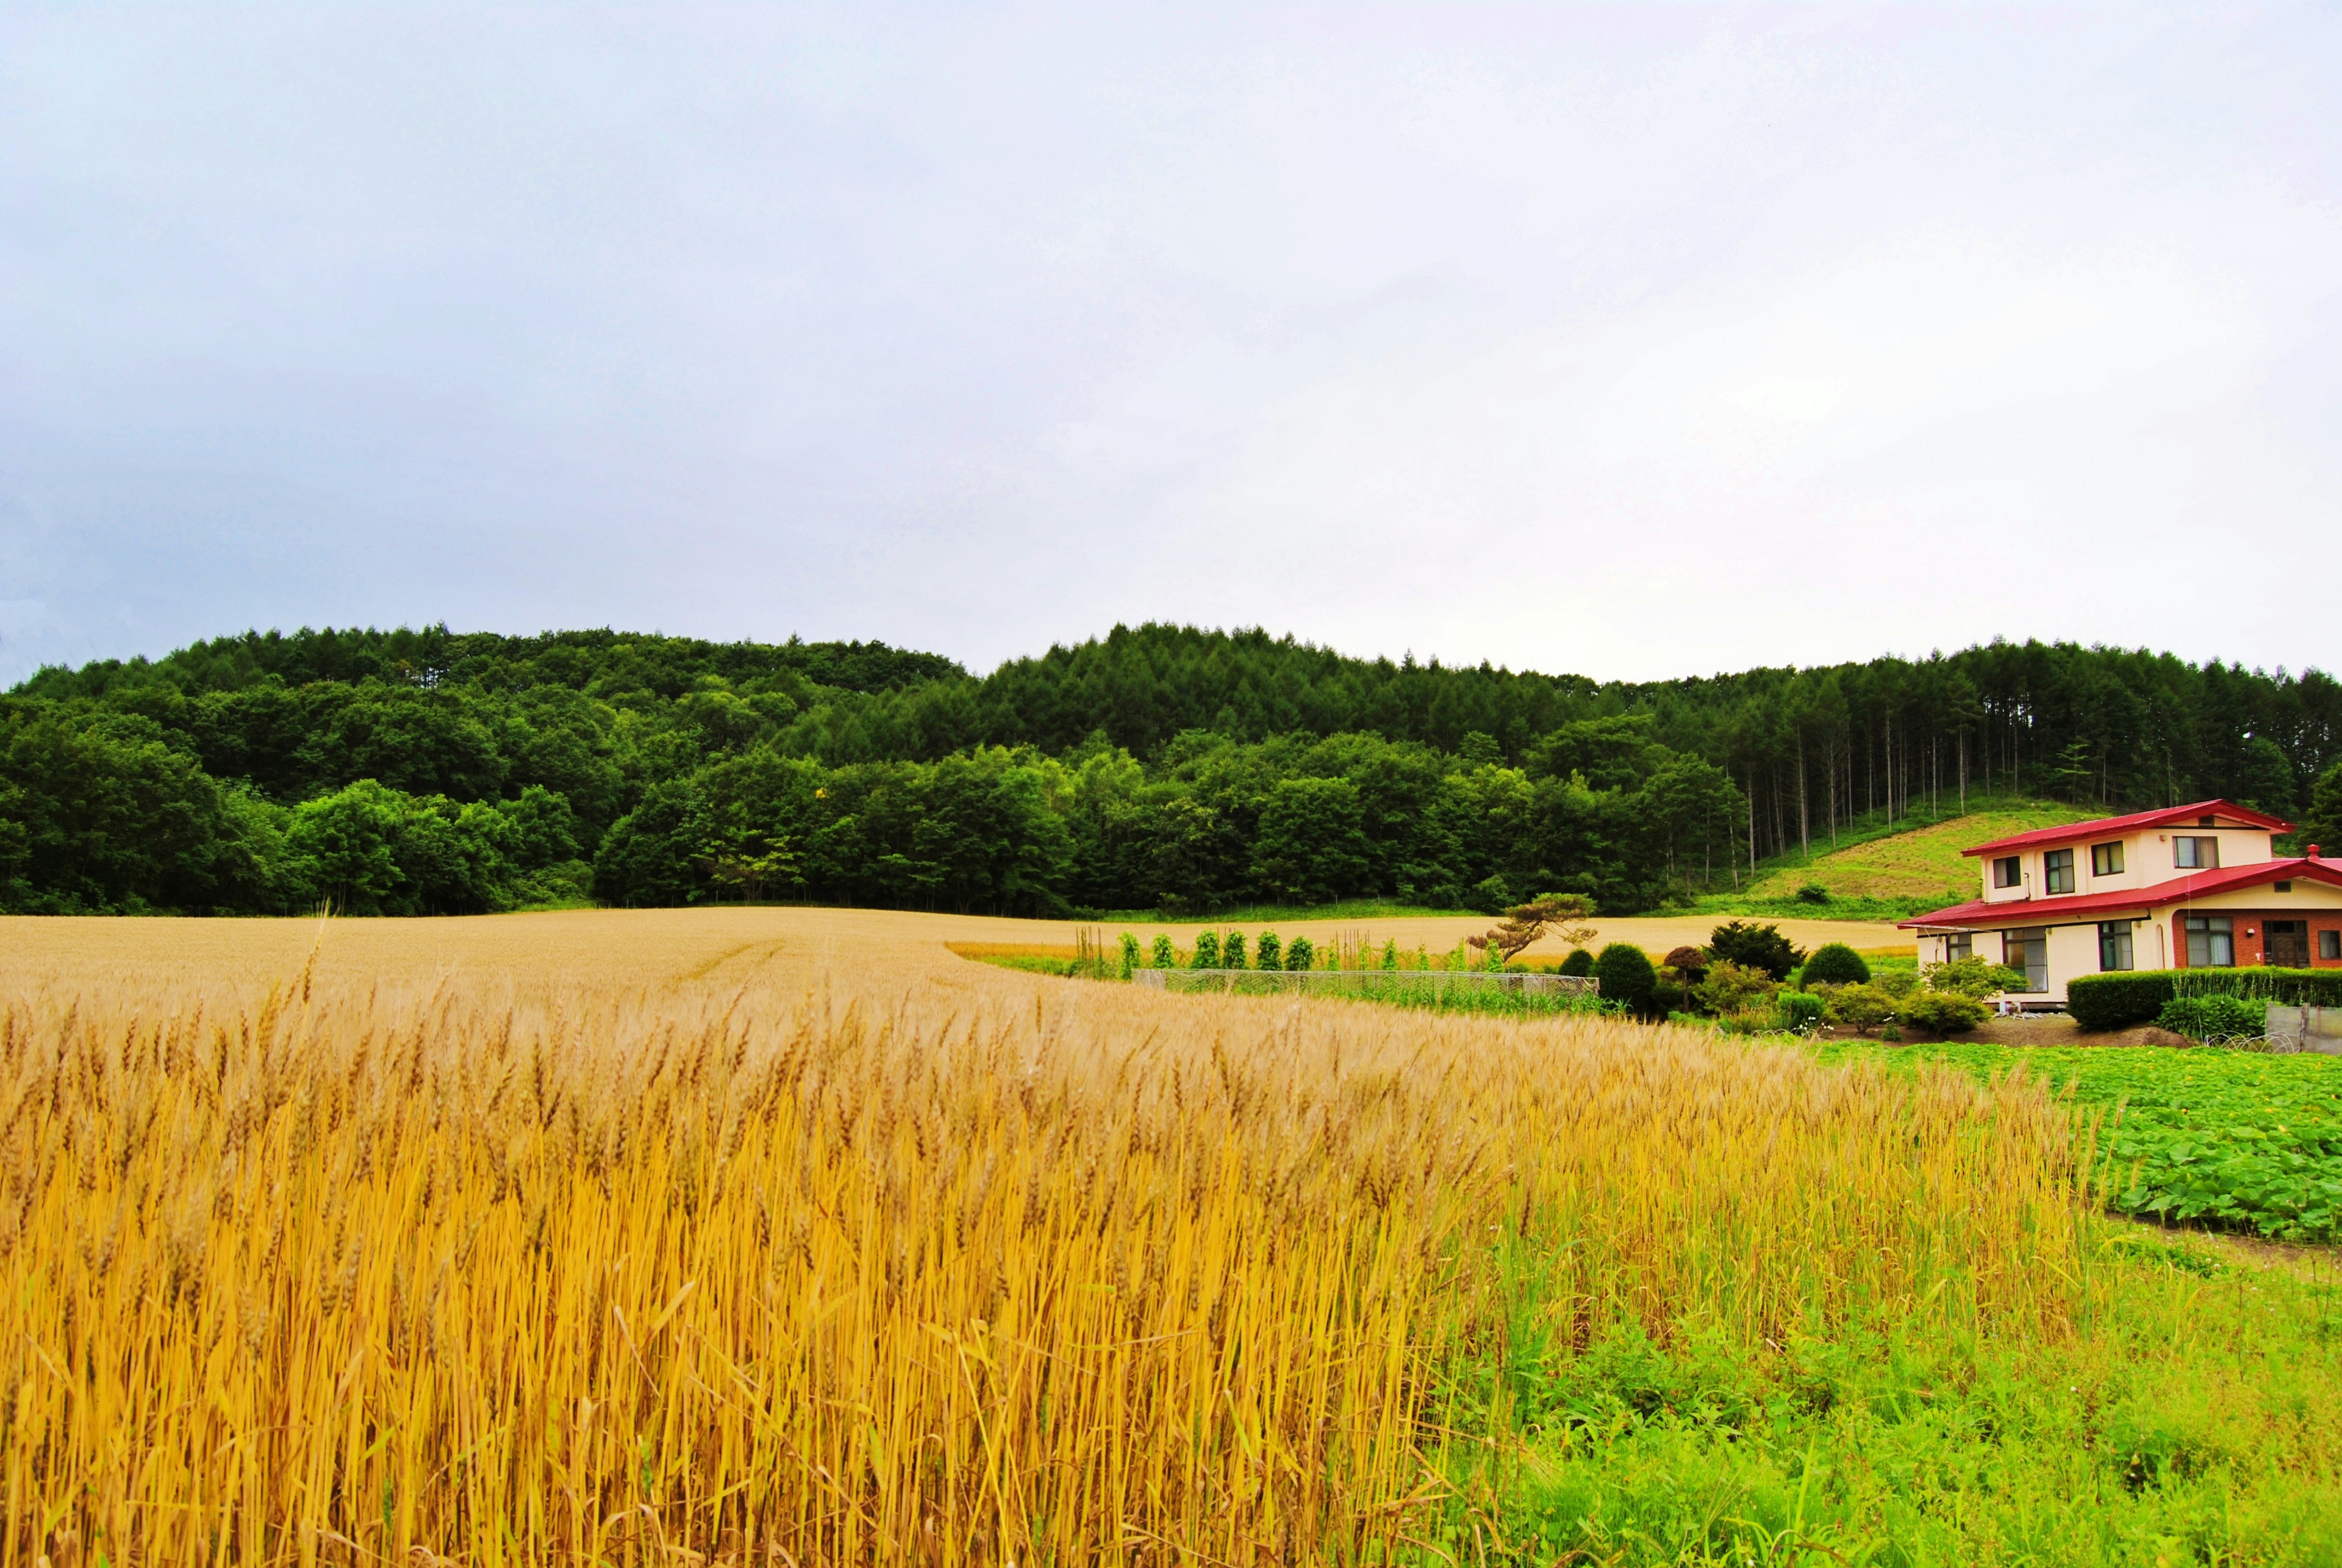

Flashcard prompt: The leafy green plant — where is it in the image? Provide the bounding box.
[2157,993,2268,1044]
[1817,983,1896,1036]
[1895,989,1986,1038]
[1118,931,1142,979]
[1150,934,1176,969]
[1252,931,1281,972]
[1775,991,1827,1032]
[1794,882,1830,904]
[1222,931,1247,970]
[1189,931,1220,969]
[1692,960,1776,1017]
[1921,956,2027,999]
[1558,948,1594,978]
[1284,934,1314,972]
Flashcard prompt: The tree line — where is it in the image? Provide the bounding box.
[4,623,2337,917]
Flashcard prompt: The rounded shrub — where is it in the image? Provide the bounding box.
[1592,942,1657,1017]
[1558,948,1594,978]
[1896,989,1986,1039]
[1801,942,1871,988]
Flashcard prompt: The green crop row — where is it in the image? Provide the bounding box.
[1821,1040,2342,1242]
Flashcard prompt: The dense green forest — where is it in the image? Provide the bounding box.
[5,623,2338,917]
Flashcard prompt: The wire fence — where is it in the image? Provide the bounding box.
[1132,968,1600,1001]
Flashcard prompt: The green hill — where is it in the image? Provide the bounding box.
[1746,803,2099,903]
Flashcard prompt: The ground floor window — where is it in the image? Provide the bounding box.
[1946,932,1973,962]
[2183,914,2233,968]
[2323,929,2341,961]
[2098,922,2134,972]
[2003,928,2049,992]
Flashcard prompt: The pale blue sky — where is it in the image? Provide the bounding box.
[3,4,2337,686]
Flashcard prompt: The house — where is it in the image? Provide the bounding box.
[1900,800,2342,1008]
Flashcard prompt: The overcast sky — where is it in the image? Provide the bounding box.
[2,4,2336,688]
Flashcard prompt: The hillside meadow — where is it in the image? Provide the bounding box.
[2,907,2338,1564]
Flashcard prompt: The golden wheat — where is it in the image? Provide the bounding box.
[0,909,2083,1564]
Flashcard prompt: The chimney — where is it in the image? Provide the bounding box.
[2312,843,2323,859]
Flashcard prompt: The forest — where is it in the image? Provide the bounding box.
[4,622,2338,917]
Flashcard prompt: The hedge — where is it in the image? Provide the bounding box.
[2068,967,2342,1032]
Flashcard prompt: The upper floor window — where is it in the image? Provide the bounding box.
[2091,842,2124,876]
[2043,848,2075,894]
[1993,855,2022,889]
[2175,837,2219,870]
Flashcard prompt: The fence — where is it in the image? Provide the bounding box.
[2267,1004,2342,1055]
[1132,968,1599,1001]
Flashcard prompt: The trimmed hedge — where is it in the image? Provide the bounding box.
[2068,967,2342,1032]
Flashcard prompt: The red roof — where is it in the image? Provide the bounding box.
[1961,798,2294,857]
[1900,855,2342,929]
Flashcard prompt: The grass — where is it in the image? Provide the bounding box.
[1693,798,2096,920]
[1084,897,1466,923]
[2,907,2338,1562]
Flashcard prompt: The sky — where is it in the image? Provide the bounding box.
[2,3,2337,689]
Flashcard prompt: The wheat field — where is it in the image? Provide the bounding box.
[0,908,2086,1565]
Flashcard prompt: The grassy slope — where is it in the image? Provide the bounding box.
[1692,799,2097,921]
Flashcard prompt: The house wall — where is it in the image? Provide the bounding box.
[2165,883,2342,970]
[1971,829,2280,907]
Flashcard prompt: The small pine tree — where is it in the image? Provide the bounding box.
[1382,939,1400,971]
[1285,935,1314,971]
[1254,931,1281,971]
[1191,931,1220,969]
[1223,932,1247,970]
[1800,942,1870,988]
[1151,934,1176,969]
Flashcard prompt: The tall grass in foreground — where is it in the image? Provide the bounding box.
[1,950,2090,1564]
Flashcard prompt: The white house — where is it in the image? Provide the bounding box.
[1902,800,2342,1007]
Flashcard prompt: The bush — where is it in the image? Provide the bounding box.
[2069,967,2342,1033]
[1253,931,1281,972]
[1775,991,1827,1032]
[1151,934,1176,968]
[1469,874,1513,915]
[1558,948,1594,978]
[1284,935,1314,972]
[1922,956,2027,999]
[1796,882,1831,904]
[1708,920,1803,981]
[2157,994,2269,1043]
[1694,960,1777,1017]
[1190,931,1220,970]
[1119,932,1142,978]
[1896,990,1987,1038]
[1801,943,1870,987]
[1818,983,1896,1036]
[1876,968,1920,1000]
[1593,942,1657,1017]
[1223,932,1247,970]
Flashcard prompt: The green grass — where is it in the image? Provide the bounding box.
[1692,798,2096,920]
[1438,1234,2342,1564]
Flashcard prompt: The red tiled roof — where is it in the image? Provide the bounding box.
[1961,799,2294,857]
[1900,856,2342,929]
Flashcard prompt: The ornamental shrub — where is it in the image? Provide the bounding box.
[2064,972,2177,1030]
[1558,948,1594,977]
[1694,960,1777,1017]
[1190,931,1220,969]
[1151,934,1176,968]
[1284,935,1314,972]
[1800,943,1870,987]
[1818,983,1896,1036]
[1896,990,1987,1038]
[1922,957,2026,999]
[1253,931,1281,972]
[1707,920,1803,981]
[1592,942,1657,1017]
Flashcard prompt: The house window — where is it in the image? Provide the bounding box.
[2323,931,2341,961]
[2175,837,2219,870]
[1994,856,2022,889]
[2003,928,2049,992]
[2043,848,2075,894]
[1946,932,1973,962]
[2183,914,2234,967]
[2275,881,2292,893]
[2098,922,2134,971]
[2091,842,2124,876]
